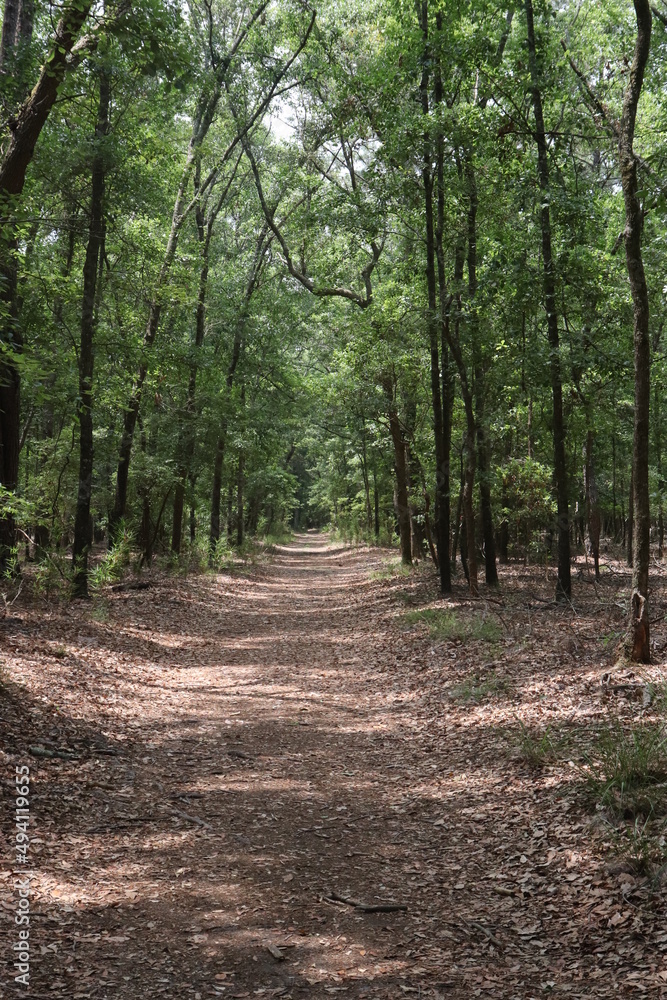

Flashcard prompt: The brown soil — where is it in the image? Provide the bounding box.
[1,532,666,998]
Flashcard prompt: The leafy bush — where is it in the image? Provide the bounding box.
[496,458,556,559]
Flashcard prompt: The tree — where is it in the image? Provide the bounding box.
[620,0,652,661]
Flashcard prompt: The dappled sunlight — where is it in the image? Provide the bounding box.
[2,536,667,998]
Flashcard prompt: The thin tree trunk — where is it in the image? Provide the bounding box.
[525,0,571,601]
[236,451,244,548]
[72,62,109,597]
[386,391,411,565]
[618,1,652,660]
[466,155,497,586]
[451,451,465,570]
[137,417,152,565]
[584,429,601,581]
[422,3,451,592]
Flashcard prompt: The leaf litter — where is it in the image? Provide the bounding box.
[0,533,666,997]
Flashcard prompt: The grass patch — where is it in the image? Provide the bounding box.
[580,720,667,819]
[370,559,413,581]
[448,669,511,704]
[403,608,502,643]
[511,720,566,768]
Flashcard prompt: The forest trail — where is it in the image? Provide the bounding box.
[1,535,666,998]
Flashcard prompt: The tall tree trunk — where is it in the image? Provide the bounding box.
[421,3,452,592]
[466,156,497,586]
[0,0,20,69]
[72,62,109,597]
[619,1,651,660]
[525,0,571,600]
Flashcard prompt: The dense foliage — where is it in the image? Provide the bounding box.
[1,0,666,653]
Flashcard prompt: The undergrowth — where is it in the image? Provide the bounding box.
[370,559,413,581]
[448,669,512,704]
[511,720,566,768]
[580,720,667,820]
[403,607,502,643]
[508,714,667,874]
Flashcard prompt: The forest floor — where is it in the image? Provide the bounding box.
[1,532,667,999]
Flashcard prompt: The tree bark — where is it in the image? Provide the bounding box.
[384,378,411,564]
[466,155,497,586]
[619,1,651,661]
[0,0,20,70]
[525,0,571,601]
[584,429,601,581]
[72,62,109,597]
[627,468,634,568]
[421,3,452,592]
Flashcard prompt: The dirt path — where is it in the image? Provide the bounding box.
[1,533,666,998]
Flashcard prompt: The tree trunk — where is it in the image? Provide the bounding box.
[137,417,152,565]
[627,469,634,567]
[618,0,651,660]
[236,451,244,548]
[525,0,571,601]
[421,3,452,593]
[72,63,109,597]
[584,429,601,581]
[0,0,20,69]
[466,155,497,586]
[171,479,185,555]
[387,398,411,565]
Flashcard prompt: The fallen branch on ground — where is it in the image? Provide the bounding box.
[323,890,408,913]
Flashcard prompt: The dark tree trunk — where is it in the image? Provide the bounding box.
[627,469,634,567]
[72,63,109,597]
[466,156,497,586]
[137,418,152,565]
[421,3,451,592]
[451,452,464,570]
[0,0,20,69]
[171,480,185,555]
[619,1,651,660]
[525,0,571,601]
